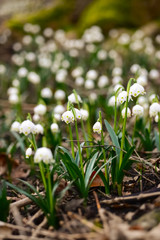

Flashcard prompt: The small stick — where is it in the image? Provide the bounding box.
[10,205,25,235]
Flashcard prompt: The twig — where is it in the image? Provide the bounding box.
[101,190,160,204]
[10,205,25,235]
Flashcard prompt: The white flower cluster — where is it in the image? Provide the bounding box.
[34,147,54,164]
[149,102,160,117]
[8,87,19,104]
[19,120,36,136]
[61,111,74,124]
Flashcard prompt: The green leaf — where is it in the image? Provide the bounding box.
[104,119,120,160]
[154,129,160,150]
[84,152,98,188]
[75,142,85,166]
[58,146,75,162]
[0,182,10,222]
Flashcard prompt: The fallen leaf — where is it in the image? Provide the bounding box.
[90,171,104,187]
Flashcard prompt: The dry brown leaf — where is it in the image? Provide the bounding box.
[90,171,104,187]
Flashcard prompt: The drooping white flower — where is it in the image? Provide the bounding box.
[149,94,157,103]
[55,69,67,83]
[26,148,32,158]
[43,27,54,38]
[130,64,140,74]
[68,93,82,104]
[51,123,59,133]
[121,107,131,118]
[155,115,159,123]
[34,147,54,164]
[71,66,84,78]
[149,102,160,117]
[33,114,40,122]
[137,75,148,87]
[112,76,123,85]
[112,67,122,76]
[117,91,129,104]
[7,87,18,95]
[113,84,124,93]
[86,70,98,80]
[19,120,36,136]
[93,122,101,134]
[132,105,144,117]
[9,94,19,104]
[137,96,147,106]
[61,111,74,124]
[41,88,52,99]
[108,96,120,107]
[54,105,65,115]
[75,77,84,86]
[85,79,95,89]
[28,72,40,84]
[80,109,89,120]
[98,75,109,88]
[11,121,20,132]
[17,67,28,78]
[149,69,159,80]
[54,90,66,101]
[73,108,82,120]
[97,49,107,60]
[34,104,47,116]
[12,79,20,87]
[54,113,61,121]
[129,83,145,97]
[35,124,44,134]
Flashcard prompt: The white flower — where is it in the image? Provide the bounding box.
[19,120,36,136]
[12,79,20,87]
[54,90,66,101]
[9,94,19,104]
[129,83,145,97]
[26,148,32,158]
[86,70,98,80]
[22,35,32,45]
[33,114,40,122]
[73,108,82,120]
[34,147,54,164]
[121,107,131,118]
[54,105,65,115]
[7,87,18,95]
[137,75,148,87]
[55,69,67,83]
[117,91,129,104]
[54,113,61,121]
[89,92,97,103]
[35,124,44,134]
[149,69,159,80]
[149,102,160,117]
[98,75,109,88]
[68,93,82,104]
[155,115,159,123]
[130,64,140,74]
[34,104,47,116]
[51,123,59,133]
[112,76,123,85]
[97,49,107,60]
[71,67,84,78]
[11,121,20,132]
[132,105,144,117]
[43,27,54,38]
[113,84,124,93]
[17,67,28,78]
[25,52,36,62]
[85,79,95,89]
[137,96,147,105]
[41,88,52,99]
[149,94,157,103]
[108,96,120,107]
[61,111,74,124]
[28,72,40,84]
[93,122,101,134]
[75,77,84,86]
[80,109,89,120]
[112,67,122,76]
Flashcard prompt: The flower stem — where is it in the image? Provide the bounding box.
[68,124,75,159]
[132,116,137,145]
[39,161,47,190]
[99,111,109,193]
[75,120,84,178]
[158,113,160,150]
[47,165,53,213]
[119,78,133,170]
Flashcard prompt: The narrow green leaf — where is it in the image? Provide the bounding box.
[84,152,98,188]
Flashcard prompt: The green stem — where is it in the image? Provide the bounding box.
[75,120,84,178]
[68,124,75,159]
[47,165,53,213]
[158,113,160,150]
[39,162,47,190]
[114,95,117,134]
[132,116,137,145]
[119,78,133,170]
[99,111,109,194]
[80,118,89,158]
